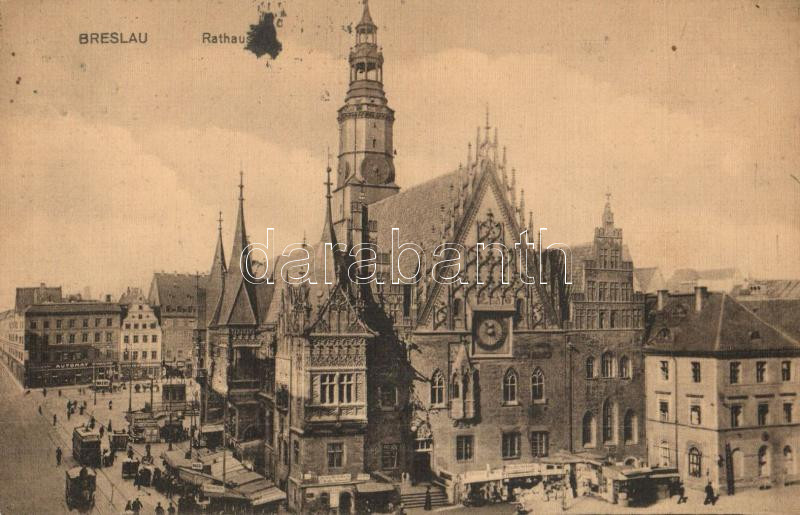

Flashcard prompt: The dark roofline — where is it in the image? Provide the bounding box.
[644,348,800,359]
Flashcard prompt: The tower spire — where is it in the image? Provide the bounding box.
[230,170,249,274]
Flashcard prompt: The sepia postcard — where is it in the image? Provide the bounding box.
[0,0,799,513]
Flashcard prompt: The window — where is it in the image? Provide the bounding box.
[782,361,792,382]
[133,335,138,344]
[430,371,445,406]
[151,351,157,359]
[688,447,702,478]
[124,335,129,344]
[134,323,139,330]
[602,353,614,378]
[659,400,669,421]
[68,319,75,329]
[94,332,100,343]
[586,357,595,379]
[402,285,412,317]
[691,362,701,383]
[42,334,49,344]
[456,435,474,462]
[82,319,88,328]
[502,369,518,404]
[56,319,62,329]
[69,334,75,344]
[582,412,595,447]
[619,356,630,379]
[43,320,49,329]
[758,403,769,426]
[55,334,62,344]
[531,368,545,401]
[730,362,741,384]
[142,335,148,343]
[152,334,157,342]
[784,403,793,424]
[623,410,637,443]
[94,318,101,327]
[293,440,300,463]
[758,446,770,477]
[132,351,138,360]
[327,442,343,468]
[381,444,398,469]
[659,441,671,467]
[338,373,353,403]
[756,361,767,383]
[530,432,549,457]
[380,386,396,408]
[106,318,112,326]
[731,405,742,428]
[690,405,702,425]
[660,361,669,380]
[502,432,521,459]
[602,400,615,443]
[105,332,112,342]
[320,374,335,404]
[81,333,88,343]
[450,374,460,399]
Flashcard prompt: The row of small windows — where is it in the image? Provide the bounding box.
[51,332,113,344]
[596,248,622,269]
[429,368,546,406]
[658,360,792,384]
[122,350,158,361]
[31,318,114,329]
[585,281,633,301]
[124,322,157,330]
[123,334,159,344]
[586,353,631,379]
[455,431,550,462]
[574,309,641,329]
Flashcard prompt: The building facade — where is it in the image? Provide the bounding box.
[23,301,122,388]
[118,287,163,380]
[148,272,203,376]
[0,308,26,385]
[645,290,800,493]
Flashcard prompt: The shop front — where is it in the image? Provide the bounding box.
[291,472,396,514]
[30,360,115,388]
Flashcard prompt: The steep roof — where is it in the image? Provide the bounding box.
[118,287,147,305]
[26,302,122,315]
[645,292,800,357]
[633,267,664,294]
[15,285,63,312]
[148,273,205,316]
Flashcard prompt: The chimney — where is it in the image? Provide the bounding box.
[657,289,668,311]
[694,286,707,312]
[105,294,112,303]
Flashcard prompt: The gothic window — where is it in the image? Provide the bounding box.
[502,369,518,404]
[586,357,595,379]
[451,373,460,399]
[610,311,617,328]
[602,400,616,443]
[430,370,445,406]
[688,447,702,478]
[619,356,630,379]
[587,282,595,301]
[531,368,545,401]
[338,373,353,403]
[601,352,614,378]
[582,412,596,447]
[623,410,638,443]
[320,374,336,404]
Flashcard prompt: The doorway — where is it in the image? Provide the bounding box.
[339,491,352,514]
[413,451,432,483]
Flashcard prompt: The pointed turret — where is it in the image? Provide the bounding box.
[211,211,227,276]
[603,192,614,229]
[206,211,227,327]
[229,171,249,275]
[358,0,375,29]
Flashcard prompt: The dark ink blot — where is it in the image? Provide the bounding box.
[33,90,37,94]
[671,45,677,51]
[245,12,283,59]
[11,52,15,57]
[16,77,21,84]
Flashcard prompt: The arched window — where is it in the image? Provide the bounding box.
[586,357,595,379]
[619,356,630,379]
[623,410,637,443]
[450,373,460,399]
[430,371,445,406]
[531,368,545,401]
[453,298,462,317]
[602,400,616,443]
[784,446,795,476]
[659,441,671,467]
[688,447,702,477]
[759,445,771,477]
[503,369,518,404]
[602,352,614,378]
[582,412,596,447]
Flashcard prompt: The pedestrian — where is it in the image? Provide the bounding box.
[42,387,47,397]
[38,405,42,415]
[676,480,687,504]
[131,497,143,515]
[424,485,432,511]
[155,502,165,515]
[167,503,176,515]
[52,413,57,426]
[99,425,105,438]
[108,419,113,433]
[127,446,134,460]
[109,400,113,410]
[55,446,62,466]
[134,470,140,490]
[703,481,717,506]
[123,500,134,515]
[58,389,62,397]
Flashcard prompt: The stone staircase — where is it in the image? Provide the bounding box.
[399,484,449,510]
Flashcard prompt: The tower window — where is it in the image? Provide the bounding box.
[372,138,376,148]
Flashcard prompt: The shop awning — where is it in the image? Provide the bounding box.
[249,486,286,506]
[201,423,224,433]
[355,481,396,494]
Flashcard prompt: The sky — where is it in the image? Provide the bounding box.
[0,0,799,308]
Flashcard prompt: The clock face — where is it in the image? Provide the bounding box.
[477,318,507,350]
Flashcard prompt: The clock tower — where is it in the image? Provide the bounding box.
[333,0,399,237]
